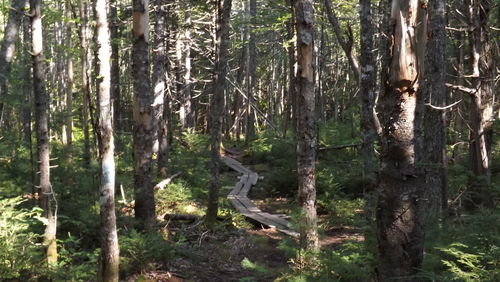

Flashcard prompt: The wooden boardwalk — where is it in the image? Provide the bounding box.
[221,156,299,237]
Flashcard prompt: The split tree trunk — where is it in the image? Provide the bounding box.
[0,0,28,128]
[206,0,232,225]
[132,0,155,228]
[294,0,319,252]
[376,0,427,280]
[30,0,57,265]
[94,0,119,280]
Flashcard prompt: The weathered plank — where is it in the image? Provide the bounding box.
[223,155,298,237]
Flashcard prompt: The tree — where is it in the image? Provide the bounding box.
[30,0,57,264]
[132,0,155,227]
[65,0,74,167]
[206,0,232,224]
[295,0,319,252]
[245,0,256,142]
[153,0,169,176]
[423,0,447,215]
[359,0,378,222]
[466,0,494,205]
[376,0,427,279]
[0,0,28,128]
[94,0,119,279]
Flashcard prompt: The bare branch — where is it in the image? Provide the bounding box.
[425,99,462,110]
[445,83,476,95]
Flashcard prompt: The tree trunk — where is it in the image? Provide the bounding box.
[467,0,494,206]
[245,0,256,142]
[79,0,91,168]
[153,0,169,177]
[94,0,120,280]
[206,0,232,225]
[376,0,427,280]
[132,0,155,228]
[180,2,194,131]
[324,0,361,83]
[0,0,28,129]
[359,0,378,222]
[295,0,319,252]
[110,0,121,149]
[423,0,447,216]
[30,0,57,265]
[65,0,74,167]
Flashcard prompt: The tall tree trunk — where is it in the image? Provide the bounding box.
[132,0,155,228]
[295,0,318,252]
[94,0,120,279]
[65,0,74,167]
[79,0,91,168]
[180,2,194,131]
[206,0,232,225]
[0,0,28,129]
[110,0,121,149]
[30,0,57,265]
[245,0,256,142]
[153,0,169,176]
[467,0,494,206]
[324,0,361,83]
[376,0,427,280]
[423,0,447,215]
[359,0,378,222]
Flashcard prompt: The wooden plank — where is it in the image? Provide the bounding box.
[238,180,253,197]
[228,180,245,196]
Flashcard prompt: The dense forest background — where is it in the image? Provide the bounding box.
[0,0,499,281]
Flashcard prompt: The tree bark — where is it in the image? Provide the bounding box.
[65,0,74,167]
[295,0,319,252]
[110,0,121,149]
[132,0,155,228]
[30,0,57,265]
[359,0,378,222]
[94,0,120,280]
[245,0,256,142]
[0,0,28,129]
[79,0,91,168]
[423,0,447,216]
[376,0,427,280]
[180,2,194,131]
[467,0,494,206]
[153,0,169,176]
[206,0,232,225]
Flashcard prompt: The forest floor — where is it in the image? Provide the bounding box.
[128,154,364,282]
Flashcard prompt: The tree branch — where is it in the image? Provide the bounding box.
[445,83,476,95]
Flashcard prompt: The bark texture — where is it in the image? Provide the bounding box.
[132,0,155,227]
[94,0,120,280]
[65,0,74,167]
[110,0,121,147]
[245,0,256,142]
[423,0,447,215]
[359,0,378,222]
[376,0,427,280]
[153,0,169,176]
[206,0,232,224]
[467,0,494,205]
[30,0,57,265]
[79,0,91,168]
[295,0,319,252]
[0,0,28,128]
